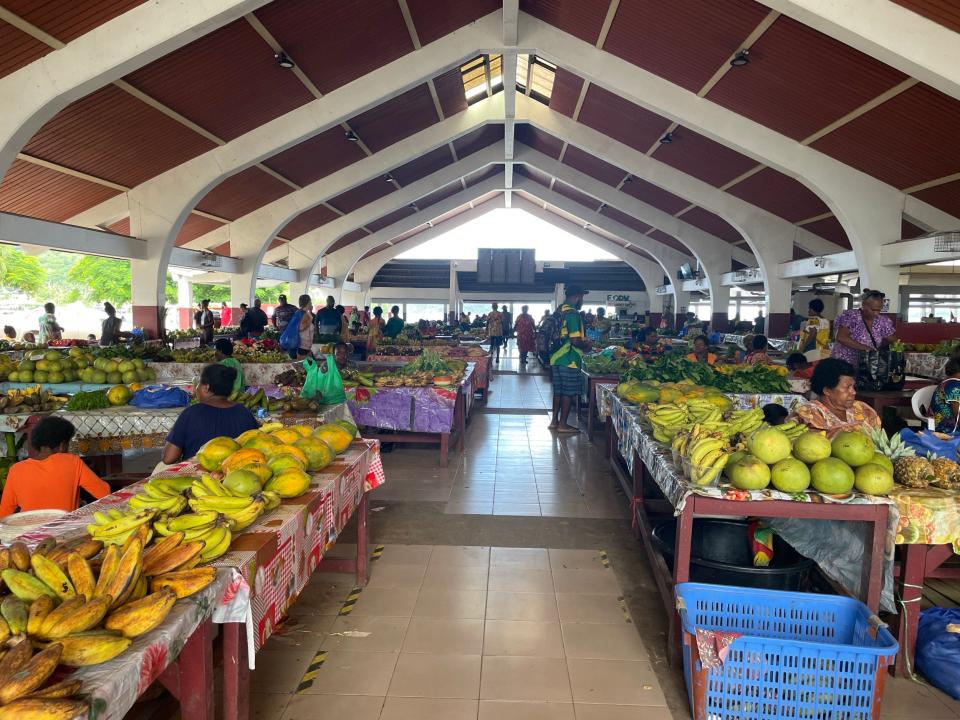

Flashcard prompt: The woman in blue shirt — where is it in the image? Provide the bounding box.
[931,358,960,434]
[161,364,259,464]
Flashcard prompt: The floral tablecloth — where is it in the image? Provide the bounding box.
[368,352,490,393]
[149,362,297,386]
[905,352,949,380]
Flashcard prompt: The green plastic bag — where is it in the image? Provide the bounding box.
[301,355,346,405]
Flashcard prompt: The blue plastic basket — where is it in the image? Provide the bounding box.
[676,583,898,720]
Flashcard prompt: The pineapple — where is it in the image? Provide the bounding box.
[869,427,915,461]
[894,456,934,488]
[931,457,960,490]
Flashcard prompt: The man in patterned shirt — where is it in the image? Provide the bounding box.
[549,284,591,433]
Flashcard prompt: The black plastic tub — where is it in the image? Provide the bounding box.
[652,518,815,592]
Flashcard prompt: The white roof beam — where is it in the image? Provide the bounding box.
[502,0,519,207]
[0,211,145,259]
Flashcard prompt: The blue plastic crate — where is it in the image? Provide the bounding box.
[676,583,898,720]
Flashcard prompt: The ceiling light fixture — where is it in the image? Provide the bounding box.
[384,174,394,183]
[344,130,359,142]
[659,132,674,144]
[730,49,750,67]
[408,203,418,210]
[623,175,633,184]
[275,52,295,69]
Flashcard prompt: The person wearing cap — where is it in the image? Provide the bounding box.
[99,302,126,346]
[549,284,591,433]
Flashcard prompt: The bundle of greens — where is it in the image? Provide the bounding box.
[65,389,110,411]
[623,353,789,393]
[399,350,454,376]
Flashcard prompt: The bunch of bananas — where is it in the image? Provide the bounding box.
[188,475,280,531]
[646,403,689,443]
[775,419,807,441]
[0,635,84,716]
[684,398,724,424]
[727,407,765,436]
[0,387,68,414]
[86,508,156,547]
[127,480,188,516]
[686,429,731,487]
[153,511,232,563]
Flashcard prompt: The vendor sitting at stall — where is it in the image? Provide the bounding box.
[215,338,244,396]
[161,364,259,464]
[744,335,771,364]
[686,335,717,365]
[790,358,880,437]
[786,352,818,379]
[930,357,960,434]
[639,327,670,357]
[0,416,111,516]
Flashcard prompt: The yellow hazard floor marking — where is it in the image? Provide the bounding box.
[338,586,364,615]
[599,549,611,568]
[296,650,328,693]
[370,544,385,561]
[618,596,633,624]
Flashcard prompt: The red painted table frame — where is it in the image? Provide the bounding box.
[891,543,960,676]
[221,491,371,720]
[583,373,618,437]
[157,618,216,720]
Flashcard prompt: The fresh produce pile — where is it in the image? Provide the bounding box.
[228,387,322,413]
[872,429,960,490]
[93,344,172,362]
[582,354,632,375]
[45,339,89,348]
[0,356,13,382]
[64,390,110,411]
[623,354,790,394]
[170,346,289,364]
[0,387,68,414]
[0,340,38,352]
[370,352,467,388]
[5,347,158,386]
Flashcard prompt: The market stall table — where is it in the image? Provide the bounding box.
[149,361,298,387]
[368,347,491,398]
[581,371,619,437]
[905,352,949,380]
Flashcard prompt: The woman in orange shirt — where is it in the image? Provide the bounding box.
[0,417,111,516]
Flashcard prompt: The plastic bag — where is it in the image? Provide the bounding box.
[301,355,346,404]
[916,607,960,699]
[279,310,304,352]
[899,428,960,460]
[129,385,191,408]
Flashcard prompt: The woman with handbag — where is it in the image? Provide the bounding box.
[831,290,897,365]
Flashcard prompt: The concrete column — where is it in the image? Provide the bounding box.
[230,272,256,309]
[710,285,731,333]
[176,275,193,331]
[834,200,903,313]
[674,291,691,330]
[766,276,794,338]
[449,262,459,322]
[288,275,310,304]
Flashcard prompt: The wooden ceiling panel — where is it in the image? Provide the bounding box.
[326,228,370,254]
[391,146,453,186]
[348,84,438,153]
[620,177,690,216]
[23,85,216,187]
[419,182,463,209]
[901,218,927,240]
[464,164,502,187]
[279,205,339,239]
[106,217,130,235]
[0,159,120,222]
[405,0,500,45]
[452,124,503,157]
[2,0,146,42]
[366,207,416,233]
[649,229,692,255]
[801,215,852,249]
[433,67,468,118]
[519,0,610,44]
[810,84,960,188]
[125,19,314,141]
[725,167,830,222]
[707,16,907,140]
[254,0,413,95]
[892,1,960,33]
[911,179,960,218]
[514,124,564,159]
[549,68,585,118]
[600,205,652,235]
[327,177,396,214]
[262,126,367,187]
[195,167,292,220]
[681,207,744,245]
[562,145,627,186]
[577,85,672,154]
[174,215,225,247]
[553,180,599,209]
[653,126,757,187]
[603,0,771,92]
[793,244,812,260]
[0,20,50,79]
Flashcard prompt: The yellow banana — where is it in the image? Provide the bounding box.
[168,510,220,532]
[100,538,142,609]
[38,596,111,640]
[105,588,177,638]
[50,631,131,667]
[94,544,121,598]
[26,597,54,637]
[24,679,82,699]
[142,540,204,577]
[150,567,217,599]
[222,498,265,531]
[0,570,56,603]
[66,553,96,599]
[0,643,63,705]
[29,555,74,601]
[198,525,231,562]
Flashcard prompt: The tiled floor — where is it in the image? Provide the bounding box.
[251,545,670,720]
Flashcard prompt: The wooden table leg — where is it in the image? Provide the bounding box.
[222,622,249,720]
[440,432,449,467]
[894,543,927,676]
[176,619,214,720]
[669,504,695,667]
[587,380,595,438]
[861,505,888,612]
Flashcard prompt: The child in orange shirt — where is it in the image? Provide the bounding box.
[0,417,111,516]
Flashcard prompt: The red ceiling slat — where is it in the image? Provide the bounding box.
[195,167,292,221]
[124,19,313,142]
[175,215,226,247]
[254,0,413,95]
[801,215,851,249]
[278,205,339,239]
[452,124,503,157]
[649,229,693,255]
[892,1,960,33]
[211,242,231,256]
[792,245,812,260]
[653,127,757,187]
[603,0,771,93]
[367,207,416,233]
[0,159,120,222]
[465,164,503,187]
[327,228,371,254]
[0,20,50,79]
[419,182,463,210]
[391,146,454,186]
[514,124,564,159]
[267,238,286,251]
[562,145,627,186]
[515,164,552,187]
[106,217,130,235]
[405,0,500,45]
[707,16,907,141]
[348,84,438,153]
[725,167,830,222]
[262,126,367,187]
[810,84,960,189]
[901,218,927,240]
[433,67,468,118]
[577,85,672,154]
[911,180,960,219]
[620,177,690,215]
[328,177,396,215]
[518,0,609,44]
[681,207,744,245]
[2,0,146,42]
[549,68,585,119]
[553,180,599,209]
[23,85,216,187]
[360,243,391,260]
[601,206,652,235]
[393,223,431,244]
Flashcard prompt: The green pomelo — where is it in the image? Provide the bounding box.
[771,457,811,493]
[729,454,771,491]
[870,453,894,474]
[854,463,894,496]
[831,430,876,467]
[811,457,855,495]
[792,431,833,464]
[746,427,792,465]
